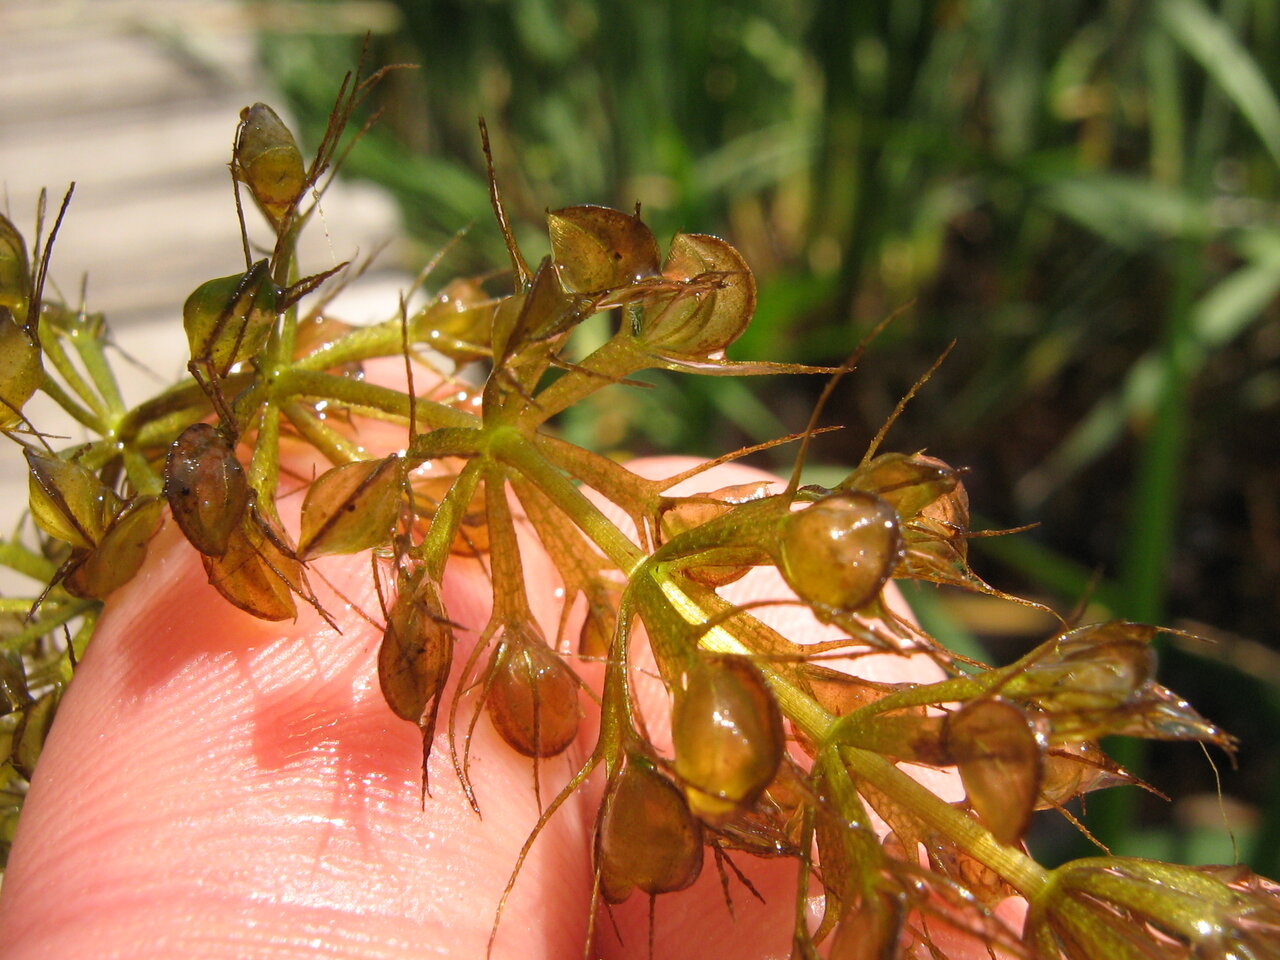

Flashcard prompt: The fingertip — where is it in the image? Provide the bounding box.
[0,515,596,959]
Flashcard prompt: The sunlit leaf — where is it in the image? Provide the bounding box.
[64,496,161,599]
[297,455,404,560]
[930,843,1020,907]
[546,204,661,294]
[25,448,119,551]
[1160,0,1280,168]
[803,663,898,718]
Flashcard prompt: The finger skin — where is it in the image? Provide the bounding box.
[0,514,596,959]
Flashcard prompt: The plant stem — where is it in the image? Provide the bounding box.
[38,374,101,432]
[281,400,367,465]
[0,542,58,583]
[37,328,105,422]
[491,429,643,574]
[69,326,125,416]
[276,368,478,430]
[841,746,1049,897]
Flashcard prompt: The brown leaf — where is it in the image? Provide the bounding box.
[201,517,300,621]
[546,204,661,294]
[945,698,1042,846]
[297,455,404,560]
[164,422,249,557]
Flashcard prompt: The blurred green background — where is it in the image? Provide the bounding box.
[256,0,1280,872]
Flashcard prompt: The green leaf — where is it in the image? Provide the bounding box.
[297,456,404,560]
[0,307,41,429]
[64,496,162,600]
[1160,0,1280,168]
[25,448,119,552]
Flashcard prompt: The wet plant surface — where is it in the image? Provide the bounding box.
[0,64,1277,959]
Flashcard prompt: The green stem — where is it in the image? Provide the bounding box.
[281,400,368,465]
[38,373,101,432]
[69,327,125,415]
[276,368,478,430]
[844,746,1049,896]
[248,402,281,507]
[132,406,210,450]
[1,598,97,653]
[0,541,58,582]
[291,318,408,373]
[521,335,646,424]
[482,459,534,623]
[423,457,485,582]
[118,377,233,440]
[38,328,105,421]
[120,444,162,496]
[491,429,644,573]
